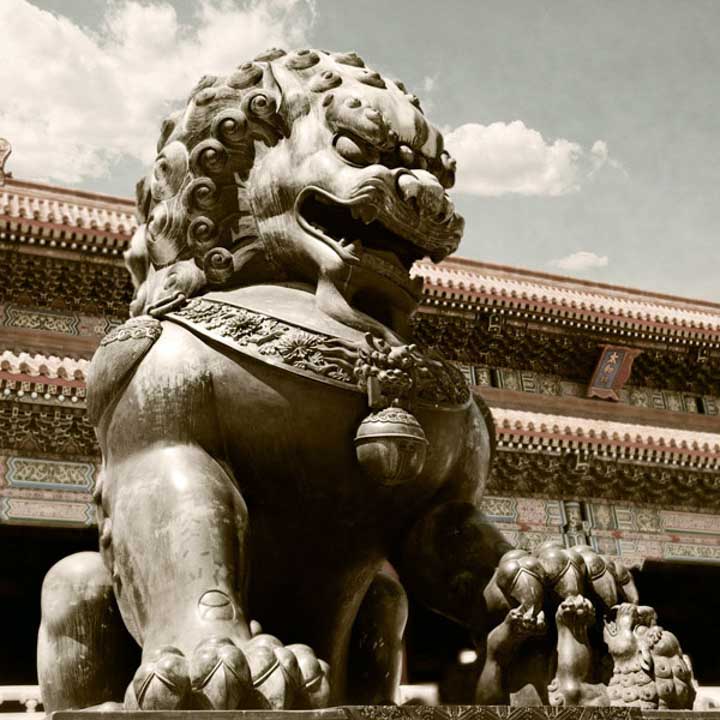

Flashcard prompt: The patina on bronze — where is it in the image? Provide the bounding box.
[37,48,696,712]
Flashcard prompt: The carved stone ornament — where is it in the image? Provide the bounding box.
[0,137,11,185]
[168,297,358,385]
[354,406,429,485]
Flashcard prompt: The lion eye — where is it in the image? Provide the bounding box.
[333,133,379,166]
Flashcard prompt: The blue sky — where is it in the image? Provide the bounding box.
[2,0,719,300]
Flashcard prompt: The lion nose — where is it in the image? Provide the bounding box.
[396,170,453,223]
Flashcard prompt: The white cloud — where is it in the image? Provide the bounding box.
[590,140,608,168]
[422,75,437,94]
[445,120,620,197]
[0,0,313,183]
[549,251,609,272]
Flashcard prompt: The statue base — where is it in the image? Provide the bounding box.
[48,707,720,720]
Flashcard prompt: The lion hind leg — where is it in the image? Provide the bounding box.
[37,551,138,711]
[346,566,408,705]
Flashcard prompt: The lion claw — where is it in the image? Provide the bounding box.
[127,646,190,710]
[243,633,330,709]
[288,644,331,708]
[556,594,595,629]
[506,605,546,636]
[190,635,251,709]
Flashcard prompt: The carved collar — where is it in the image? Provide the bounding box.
[166,296,470,410]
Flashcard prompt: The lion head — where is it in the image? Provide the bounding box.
[603,603,659,666]
[126,48,464,338]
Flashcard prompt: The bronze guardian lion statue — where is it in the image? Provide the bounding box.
[36,48,653,711]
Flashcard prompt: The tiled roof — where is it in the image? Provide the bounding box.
[0,177,136,256]
[491,406,720,469]
[0,350,88,380]
[3,176,719,344]
[415,257,720,346]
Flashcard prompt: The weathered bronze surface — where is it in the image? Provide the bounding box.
[36,48,697,712]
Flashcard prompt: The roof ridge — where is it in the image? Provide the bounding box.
[418,257,720,311]
[491,406,720,457]
[2,177,136,208]
[0,350,89,379]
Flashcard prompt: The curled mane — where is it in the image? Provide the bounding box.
[126,48,291,317]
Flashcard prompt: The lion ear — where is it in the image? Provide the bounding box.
[124,224,150,293]
[135,175,152,224]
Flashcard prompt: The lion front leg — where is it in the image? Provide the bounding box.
[101,443,252,709]
[396,502,546,630]
[347,567,408,704]
[101,443,327,710]
[395,501,549,705]
[105,445,252,650]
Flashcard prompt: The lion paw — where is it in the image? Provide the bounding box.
[126,634,330,710]
[504,604,547,636]
[244,633,330,709]
[556,594,595,633]
[126,646,191,710]
[191,636,251,709]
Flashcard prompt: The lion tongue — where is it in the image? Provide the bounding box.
[366,247,409,274]
[351,204,379,225]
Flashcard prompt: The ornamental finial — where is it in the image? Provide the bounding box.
[0,138,11,186]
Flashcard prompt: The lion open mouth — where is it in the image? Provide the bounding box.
[604,604,640,637]
[604,618,618,637]
[604,605,622,636]
[296,188,426,298]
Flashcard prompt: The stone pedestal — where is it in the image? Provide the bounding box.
[49,707,720,720]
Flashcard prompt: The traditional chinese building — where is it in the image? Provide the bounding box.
[1,154,719,691]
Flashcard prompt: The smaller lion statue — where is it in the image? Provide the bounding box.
[603,603,695,709]
[544,598,695,709]
[475,541,696,710]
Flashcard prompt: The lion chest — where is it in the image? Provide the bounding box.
[213,352,471,525]
[95,305,478,534]
[149,295,476,525]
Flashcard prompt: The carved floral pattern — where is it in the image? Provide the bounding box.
[170,298,469,404]
[99,316,162,346]
[172,298,356,383]
[342,706,638,720]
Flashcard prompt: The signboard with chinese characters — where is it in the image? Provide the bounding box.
[587,344,641,401]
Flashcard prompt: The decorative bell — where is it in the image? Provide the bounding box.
[354,406,428,485]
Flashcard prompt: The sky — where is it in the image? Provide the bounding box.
[2,0,719,301]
